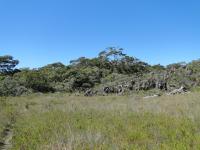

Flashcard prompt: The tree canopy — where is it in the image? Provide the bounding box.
[0,47,200,96]
[0,55,19,74]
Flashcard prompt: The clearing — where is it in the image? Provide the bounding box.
[1,93,200,150]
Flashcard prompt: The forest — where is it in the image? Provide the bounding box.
[0,47,199,96]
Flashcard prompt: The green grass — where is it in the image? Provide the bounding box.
[1,93,200,149]
[12,111,200,150]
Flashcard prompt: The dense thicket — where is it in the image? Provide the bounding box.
[0,47,200,96]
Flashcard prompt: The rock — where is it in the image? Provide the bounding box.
[167,86,188,95]
[143,94,160,99]
[95,76,169,96]
[84,89,98,96]
[84,89,93,96]
[103,87,111,94]
[117,85,123,94]
[156,80,167,90]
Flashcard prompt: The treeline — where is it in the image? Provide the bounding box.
[0,47,200,96]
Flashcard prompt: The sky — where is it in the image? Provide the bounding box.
[0,0,200,68]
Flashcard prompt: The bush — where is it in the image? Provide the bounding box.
[0,77,30,96]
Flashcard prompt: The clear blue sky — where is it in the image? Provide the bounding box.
[0,0,200,68]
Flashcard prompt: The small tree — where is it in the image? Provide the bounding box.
[0,55,19,74]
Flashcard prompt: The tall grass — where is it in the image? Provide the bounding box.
[12,111,200,150]
[1,92,200,149]
[0,97,16,141]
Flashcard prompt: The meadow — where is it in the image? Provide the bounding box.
[1,92,200,150]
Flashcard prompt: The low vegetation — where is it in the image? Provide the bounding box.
[0,93,200,149]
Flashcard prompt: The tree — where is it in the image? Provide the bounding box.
[0,55,19,74]
[42,62,66,69]
[40,62,68,82]
[98,47,125,61]
[70,57,91,67]
[18,70,55,93]
[167,62,187,70]
[151,64,165,71]
[187,60,200,73]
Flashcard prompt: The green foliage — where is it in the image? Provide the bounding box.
[167,62,187,70]
[24,71,54,93]
[14,70,54,93]
[64,67,101,91]
[40,62,68,82]
[187,59,200,73]
[151,64,165,71]
[70,47,149,75]
[1,47,200,96]
[0,77,29,96]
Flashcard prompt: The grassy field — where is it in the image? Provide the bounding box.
[1,93,200,150]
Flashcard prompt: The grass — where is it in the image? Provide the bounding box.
[0,97,17,142]
[1,92,200,149]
